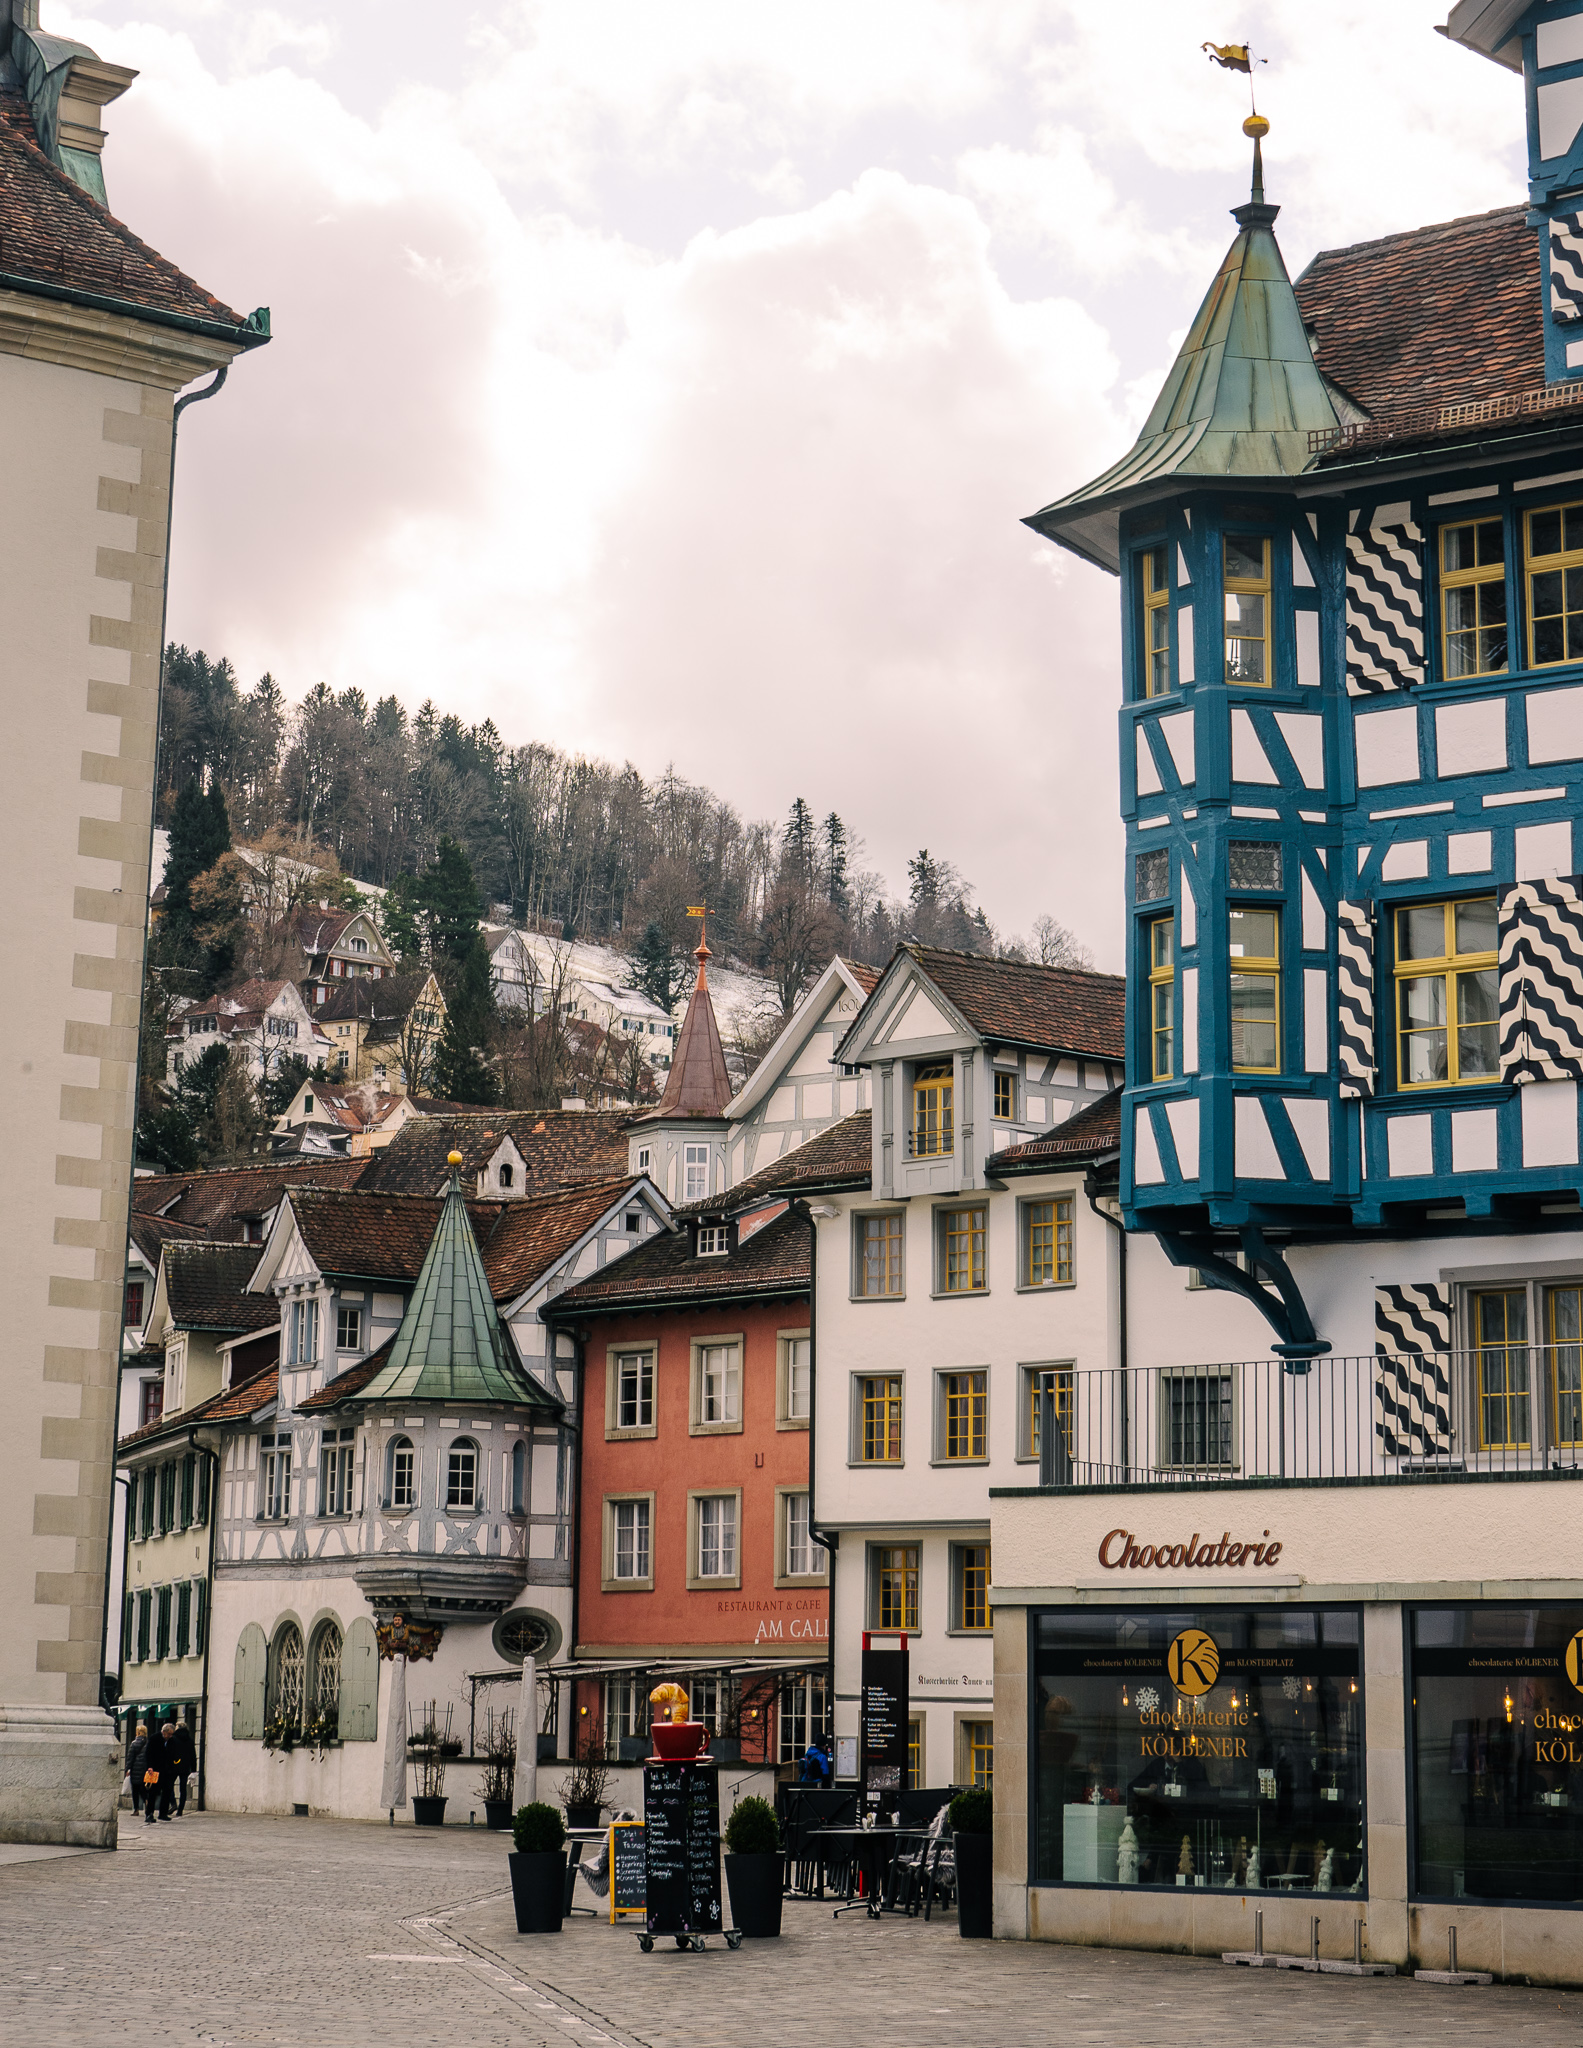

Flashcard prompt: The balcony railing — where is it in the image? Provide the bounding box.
[1032,1349,1583,1488]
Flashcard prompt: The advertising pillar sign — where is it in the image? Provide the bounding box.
[860,1634,909,1815]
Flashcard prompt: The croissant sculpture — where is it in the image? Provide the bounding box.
[649,1682,691,1724]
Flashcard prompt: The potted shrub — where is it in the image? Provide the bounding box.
[409,1703,451,1827]
[949,1787,993,1939]
[478,1708,517,1832]
[558,1733,611,1831]
[723,1795,783,1938]
[510,1801,567,1933]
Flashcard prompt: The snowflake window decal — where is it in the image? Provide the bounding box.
[1281,1676,1301,1701]
[1135,1686,1160,1714]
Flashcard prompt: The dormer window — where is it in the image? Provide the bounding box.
[698,1224,729,1257]
[911,1063,953,1158]
[498,1162,514,1189]
[349,936,368,953]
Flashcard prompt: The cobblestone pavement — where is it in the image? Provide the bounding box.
[3,1813,1581,2048]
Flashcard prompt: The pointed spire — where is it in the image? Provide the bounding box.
[644,927,733,1121]
[359,1151,534,1403]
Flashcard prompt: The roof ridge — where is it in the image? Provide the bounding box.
[907,943,1121,983]
[1302,201,1529,277]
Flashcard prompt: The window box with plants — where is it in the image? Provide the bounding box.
[510,1801,567,1934]
[722,1796,783,1938]
[949,1787,992,1939]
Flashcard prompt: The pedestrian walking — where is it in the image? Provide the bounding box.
[799,1735,832,1785]
[142,1719,169,1824]
[167,1718,196,1816]
[127,1722,148,1816]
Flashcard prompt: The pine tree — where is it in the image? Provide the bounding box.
[632,921,687,1013]
[161,780,232,949]
[431,934,500,1105]
[782,798,816,892]
[425,837,484,972]
[823,812,849,914]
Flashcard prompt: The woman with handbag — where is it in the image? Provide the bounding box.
[127,1722,148,1816]
[142,1719,169,1824]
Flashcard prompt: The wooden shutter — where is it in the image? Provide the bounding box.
[232,1621,267,1740]
[1336,901,1375,1097]
[339,1617,380,1742]
[1374,1283,1452,1458]
[1345,517,1423,695]
[1497,878,1583,1082]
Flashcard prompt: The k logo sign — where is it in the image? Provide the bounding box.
[1167,1628,1220,1698]
[1566,1629,1583,1696]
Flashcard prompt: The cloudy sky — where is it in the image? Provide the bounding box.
[60,2,1527,964]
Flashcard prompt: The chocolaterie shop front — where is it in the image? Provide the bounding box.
[987,1480,1583,1982]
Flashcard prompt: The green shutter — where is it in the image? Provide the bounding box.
[179,1455,194,1529]
[175,1583,191,1659]
[194,1579,207,1655]
[136,1590,151,1662]
[123,1591,134,1663]
[195,1456,211,1527]
[232,1621,267,1740]
[338,1617,379,1741]
[155,1586,171,1660]
[140,1472,153,1540]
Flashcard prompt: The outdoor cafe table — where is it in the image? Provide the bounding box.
[809,1825,911,1919]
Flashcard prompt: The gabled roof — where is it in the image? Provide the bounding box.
[181,977,299,1022]
[283,1085,406,1134]
[682,1111,873,1216]
[483,1177,650,1301]
[725,955,880,1123]
[127,1212,209,1267]
[548,1207,809,1318]
[355,1170,553,1407]
[633,939,732,1124]
[162,1243,278,1333]
[356,1109,629,1195]
[0,81,261,344]
[845,946,1125,1062]
[118,1365,278,1453]
[312,970,435,1028]
[130,1158,369,1236]
[985,1088,1122,1175]
[296,1336,395,1411]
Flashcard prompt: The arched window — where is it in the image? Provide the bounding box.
[267,1621,305,1739]
[498,1162,514,1189]
[447,1437,479,1513]
[511,1439,527,1515]
[308,1621,342,1742]
[387,1436,415,1512]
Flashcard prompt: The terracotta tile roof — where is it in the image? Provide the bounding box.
[296,1338,396,1411]
[357,1109,630,1195]
[313,971,433,1028]
[483,1178,645,1300]
[294,908,357,954]
[288,1085,405,1134]
[162,1243,278,1333]
[889,947,1126,1060]
[117,1365,278,1452]
[680,1112,873,1216]
[0,83,256,337]
[1294,204,1542,424]
[838,957,881,995]
[632,945,732,1123]
[985,1088,1122,1173]
[127,1212,209,1266]
[130,1158,369,1237]
[548,1207,809,1316]
[180,977,295,1021]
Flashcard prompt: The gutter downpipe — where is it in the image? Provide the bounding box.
[102,364,233,1719]
[1085,1164,1128,1476]
[194,1435,219,1813]
[789,1200,835,1744]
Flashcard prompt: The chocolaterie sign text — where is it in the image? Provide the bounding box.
[1097,1528,1284,1571]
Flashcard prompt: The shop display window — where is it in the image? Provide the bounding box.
[1410,1604,1583,1905]
[1032,1605,1363,1892]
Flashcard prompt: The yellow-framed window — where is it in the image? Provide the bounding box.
[912,1063,953,1157]
[1142,544,1171,697]
[1393,898,1497,1088]
[1474,1287,1531,1450]
[1526,501,1583,667]
[876,1544,919,1631]
[858,1212,904,1297]
[1440,517,1507,678]
[1549,1286,1583,1449]
[1028,1367,1074,1458]
[942,1206,987,1293]
[943,1371,987,1459]
[963,1719,994,1790]
[859,1375,903,1462]
[1150,914,1175,1080]
[906,1716,923,1791]
[1223,533,1270,684]
[1228,907,1280,1073]
[1024,1197,1074,1286]
[993,1069,1015,1121]
[956,1544,990,1632]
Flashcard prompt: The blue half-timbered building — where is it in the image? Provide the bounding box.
[985,3,1583,1980]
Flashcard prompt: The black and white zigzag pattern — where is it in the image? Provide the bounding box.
[1374,1283,1453,1458]
[1345,521,1424,696]
[1552,211,1583,325]
[1336,900,1374,1098]
[1497,878,1583,1083]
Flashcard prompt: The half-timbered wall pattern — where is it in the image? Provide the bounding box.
[1497,877,1583,1083]
[1374,1283,1453,1458]
[1336,901,1376,1098]
[1551,210,1583,324]
[1345,516,1424,696]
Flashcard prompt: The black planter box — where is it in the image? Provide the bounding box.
[509,1849,566,1933]
[724,1852,783,1937]
[953,1832,993,1938]
[483,1799,512,1832]
[412,1795,448,1828]
[564,1802,601,1830]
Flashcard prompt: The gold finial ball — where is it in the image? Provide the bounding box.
[1243,114,1269,139]
[448,1150,463,1167]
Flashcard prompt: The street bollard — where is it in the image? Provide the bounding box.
[1254,1909,1263,1957]
[1310,1916,1319,1962]
[1354,1921,1363,1965]
[1449,1926,1458,1975]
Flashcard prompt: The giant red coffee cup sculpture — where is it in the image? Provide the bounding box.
[648,1681,709,1760]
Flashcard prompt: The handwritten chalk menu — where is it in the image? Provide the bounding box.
[610,1821,646,1920]
[860,1641,909,1812]
[642,1760,722,1935]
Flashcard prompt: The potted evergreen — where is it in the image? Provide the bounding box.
[510,1801,568,1933]
[478,1709,517,1832]
[949,1787,993,1939]
[723,1795,783,1938]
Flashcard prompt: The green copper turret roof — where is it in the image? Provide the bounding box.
[356,1158,554,1408]
[1025,146,1338,574]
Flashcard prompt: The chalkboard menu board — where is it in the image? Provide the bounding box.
[643,1759,723,1935]
[860,1642,909,1812]
[610,1821,646,1920]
